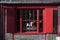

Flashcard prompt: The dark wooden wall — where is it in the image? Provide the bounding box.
[0,5,2,40]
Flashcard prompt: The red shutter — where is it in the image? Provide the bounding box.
[43,8,53,33]
[7,8,16,33]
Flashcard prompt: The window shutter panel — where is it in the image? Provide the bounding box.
[7,8,16,33]
[43,8,53,33]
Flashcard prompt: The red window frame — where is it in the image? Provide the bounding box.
[2,5,58,34]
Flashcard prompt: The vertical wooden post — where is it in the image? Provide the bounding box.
[20,10,22,33]
[2,6,4,40]
[37,9,39,33]
[12,33,14,40]
[45,34,46,40]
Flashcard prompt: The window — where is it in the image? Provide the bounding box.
[53,9,58,34]
[6,8,44,34]
[3,6,57,34]
[22,9,37,32]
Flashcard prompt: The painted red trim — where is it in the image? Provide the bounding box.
[17,6,57,9]
[20,10,22,33]
[2,5,58,8]
[2,5,13,8]
[37,10,39,33]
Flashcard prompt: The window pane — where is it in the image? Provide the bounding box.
[53,9,57,34]
[39,8,44,32]
[22,9,37,20]
[22,21,37,32]
[22,9,37,32]
[22,9,29,20]
[16,9,20,32]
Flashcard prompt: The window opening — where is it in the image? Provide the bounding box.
[39,8,44,32]
[53,9,57,33]
[22,9,37,32]
[16,9,20,32]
